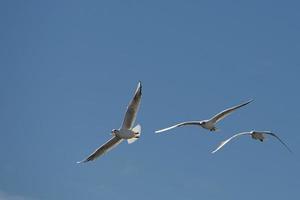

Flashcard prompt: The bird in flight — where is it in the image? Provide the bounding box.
[155,99,253,134]
[211,130,292,154]
[77,81,142,163]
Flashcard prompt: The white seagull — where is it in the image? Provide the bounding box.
[77,81,142,163]
[155,99,253,134]
[211,130,292,154]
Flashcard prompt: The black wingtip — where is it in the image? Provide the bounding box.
[239,99,254,107]
[137,81,142,94]
[246,99,254,104]
[76,158,90,164]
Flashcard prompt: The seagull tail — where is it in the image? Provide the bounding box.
[128,124,141,144]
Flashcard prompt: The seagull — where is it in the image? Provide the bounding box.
[211,130,292,154]
[77,81,142,163]
[155,99,253,134]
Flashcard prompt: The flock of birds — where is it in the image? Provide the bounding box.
[77,81,291,163]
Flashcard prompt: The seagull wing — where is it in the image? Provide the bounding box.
[121,81,142,130]
[155,121,201,133]
[211,132,251,153]
[209,99,253,124]
[77,136,123,163]
[259,131,292,153]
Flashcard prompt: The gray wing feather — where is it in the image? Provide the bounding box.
[121,81,142,130]
[210,99,253,124]
[77,136,123,163]
[260,131,292,153]
[211,132,251,153]
[155,121,201,133]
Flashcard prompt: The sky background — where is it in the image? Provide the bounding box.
[1,0,300,199]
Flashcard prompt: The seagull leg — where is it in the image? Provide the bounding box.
[210,127,219,131]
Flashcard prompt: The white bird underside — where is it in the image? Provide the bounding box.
[155,121,200,133]
[155,99,253,134]
[211,132,251,154]
[78,81,142,163]
[211,130,292,154]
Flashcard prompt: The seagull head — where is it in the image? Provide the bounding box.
[111,129,119,136]
[199,121,206,126]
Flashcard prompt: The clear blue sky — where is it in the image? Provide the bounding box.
[1,1,300,200]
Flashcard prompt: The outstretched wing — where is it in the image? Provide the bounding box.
[259,131,292,153]
[211,132,251,154]
[121,81,142,130]
[77,136,123,163]
[209,99,253,124]
[155,121,201,134]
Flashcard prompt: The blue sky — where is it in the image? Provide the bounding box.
[1,0,300,199]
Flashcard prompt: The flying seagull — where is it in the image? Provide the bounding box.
[77,81,142,163]
[155,99,253,134]
[211,130,292,154]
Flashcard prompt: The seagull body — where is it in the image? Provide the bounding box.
[211,130,292,154]
[77,81,142,163]
[113,127,141,139]
[251,131,265,142]
[155,99,253,134]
